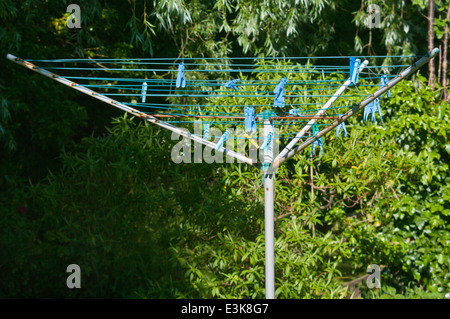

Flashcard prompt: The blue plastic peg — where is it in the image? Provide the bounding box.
[225,79,240,90]
[363,101,374,122]
[336,121,348,138]
[244,106,257,133]
[274,77,287,108]
[215,129,230,151]
[289,108,303,116]
[350,58,361,85]
[310,123,324,156]
[141,82,147,103]
[203,123,210,140]
[260,131,273,154]
[381,74,391,98]
[176,63,186,88]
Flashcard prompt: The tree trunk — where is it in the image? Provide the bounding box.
[443,2,450,100]
[438,44,442,84]
[428,0,435,90]
[437,1,442,85]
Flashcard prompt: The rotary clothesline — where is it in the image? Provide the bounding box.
[7,48,439,300]
[9,54,411,158]
[16,56,402,153]
[23,55,403,148]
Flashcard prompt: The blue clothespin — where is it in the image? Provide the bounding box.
[244,106,257,133]
[371,97,382,122]
[363,99,382,123]
[176,63,186,88]
[363,101,374,122]
[215,129,230,151]
[289,108,303,115]
[381,74,391,98]
[260,131,273,154]
[225,79,240,90]
[203,123,210,140]
[336,121,348,138]
[349,57,355,80]
[141,82,147,103]
[350,58,361,85]
[310,137,324,157]
[310,123,324,157]
[273,77,287,108]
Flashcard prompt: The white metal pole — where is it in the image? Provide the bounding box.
[263,116,275,299]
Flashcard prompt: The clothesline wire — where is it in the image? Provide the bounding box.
[78,83,386,91]
[23,56,398,132]
[63,76,395,83]
[25,54,423,62]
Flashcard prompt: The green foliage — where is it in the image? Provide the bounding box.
[1,117,185,297]
[1,0,449,299]
[362,284,447,299]
[0,114,349,298]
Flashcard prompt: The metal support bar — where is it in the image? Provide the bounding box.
[6,54,257,166]
[272,48,439,169]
